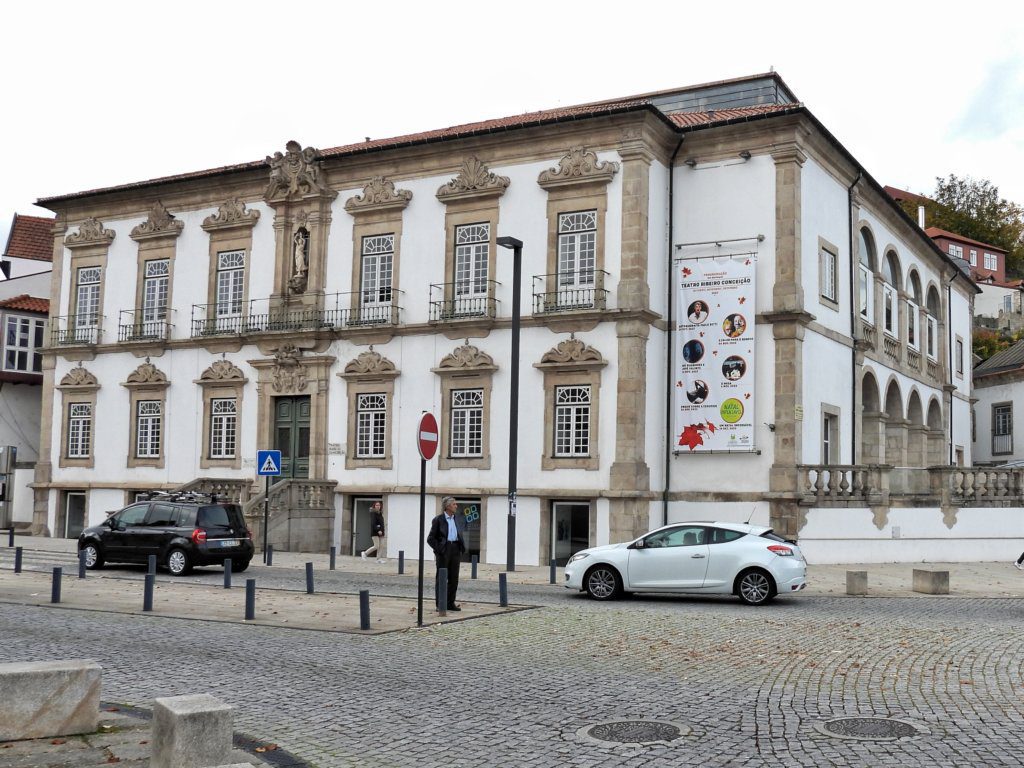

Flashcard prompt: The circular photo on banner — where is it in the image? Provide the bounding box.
[682,339,705,364]
[722,313,747,338]
[687,300,710,324]
[722,355,747,381]
[686,380,709,404]
[720,398,744,424]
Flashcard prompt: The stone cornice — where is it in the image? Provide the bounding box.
[339,349,400,381]
[344,176,413,215]
[64,218,115,250]
[194,359,248,386]
[431,344,498,374]
[121,362,169,390]
[130,201,184,242]
[436,157,510,203]
[201,198,261,232]
[57,365,99,391]
[537,147,619,190]
[534,337,608,371]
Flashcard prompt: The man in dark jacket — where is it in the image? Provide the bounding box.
[426,496,466,611]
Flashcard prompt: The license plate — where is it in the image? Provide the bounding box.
[218,539,240,547]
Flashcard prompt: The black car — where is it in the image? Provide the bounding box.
[78,493,254,576]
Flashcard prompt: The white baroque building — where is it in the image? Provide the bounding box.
[35,73,994,564]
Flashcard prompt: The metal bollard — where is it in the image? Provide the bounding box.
[143,574,154,612]
[14,546,22,573]
[79,550,87,579]
[305,562,314,594]
[398,550,405,575]
[223,558,232,589]
[7,527,13,547]
[147,554,156,577]
[359,589,370,630]
[498,572,508,607]
[51,567,62,604]
[329,546,336,571]
[245,579,256,620]
[266,545,273,567]
[437,567,448,616]
[550,558,557,585]
[471,554,478,580]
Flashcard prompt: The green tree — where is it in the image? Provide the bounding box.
[897,175,1024,278]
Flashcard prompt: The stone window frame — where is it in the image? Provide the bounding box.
[339,350,400,470]
[200,199,260,333]
[821,403,841,464]
[57,366,100,469]
[432,344,497,470]
[196,360,248,470]
[355,392,388,459]
[955,335,964,378]
[537,147,619,311]
[63,219,114,344]
[534,338,607,471]
[129,202,183,339]
[818,236,839,310]
[122,363,169,469]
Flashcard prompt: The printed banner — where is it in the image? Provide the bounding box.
[674,256,756,452]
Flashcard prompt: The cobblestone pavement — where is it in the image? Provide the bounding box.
[2,553,1024,768]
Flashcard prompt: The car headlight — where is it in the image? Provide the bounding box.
[567,552,590,565]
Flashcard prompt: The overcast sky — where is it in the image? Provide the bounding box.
[2,1,1022,246]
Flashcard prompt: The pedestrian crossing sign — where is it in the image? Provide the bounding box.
[257,450,282,476]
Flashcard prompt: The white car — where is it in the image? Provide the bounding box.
[563,521,807,606]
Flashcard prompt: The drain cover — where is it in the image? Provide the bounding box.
[816,717,923,741]
[576,719,690,746]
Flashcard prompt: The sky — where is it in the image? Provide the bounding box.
[2,0,1022,247]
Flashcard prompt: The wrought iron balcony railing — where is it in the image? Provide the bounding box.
[191,293,402,337]
[533,270,609,314]
[429,281,499,321]
[118,309,171,342]
[51,314,102,346]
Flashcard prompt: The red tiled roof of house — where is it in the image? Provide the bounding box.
[668,103,802,128]
[925,227,1006,252]
[883,186,933,205]
[0,294,49,313]
[3,214,55,261]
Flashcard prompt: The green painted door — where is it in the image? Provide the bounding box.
[274,396,311,478]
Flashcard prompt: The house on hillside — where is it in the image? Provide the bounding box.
[3,214,56,279]
[972,339,1024,466]
[32,72,989,564]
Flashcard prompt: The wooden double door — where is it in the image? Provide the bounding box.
[274,396,310,478]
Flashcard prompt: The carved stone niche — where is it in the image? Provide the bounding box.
[130,201,184,242]
[64,218,115,250]
[270,343,310,395]
[436,157,510,203]
[201,198,261,233]
[344,176,413,215]
[537,147,620,190]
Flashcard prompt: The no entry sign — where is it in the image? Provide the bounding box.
[417,413,439,460]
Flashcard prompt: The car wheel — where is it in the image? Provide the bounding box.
[232,559,250,573]
[736,568,775,606]
[584,565,622,601]
[81,543,104,570]
[166,548,192,576]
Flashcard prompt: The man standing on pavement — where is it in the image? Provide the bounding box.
[427,496,466,611]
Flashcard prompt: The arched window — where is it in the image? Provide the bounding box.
[882,250,900,336]
[926,286,941,361]
[907,271,923,351]
[858,229,876,322]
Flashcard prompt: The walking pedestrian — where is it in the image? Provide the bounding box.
[426,496,466,611]
[360,500,387,563]
[1015,550,1024,570]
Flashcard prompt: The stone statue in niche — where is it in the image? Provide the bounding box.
[289,228,309,293]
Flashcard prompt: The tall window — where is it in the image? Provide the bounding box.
[356,393,387,458]
[454,224,489,298]
[1004,294,1013,313]
[136,400,162,458]
[142,259,170,324]
[554,385,591,457]
[926,289,940,361]
[993,403,1013,455]
[857,229,874,321]
[210,398,237,458]
[907,272,922,351]
[969,250,977,266]
[820,246,837,303]
[558,211,597,305]
[67,403,92,458]
[955,338,964,376]
[450,389,483,458]
[822,412,838,464]
[4,316,44,373]
[360,235,394,307]
[216,250,245,325]
[882,251,899,336]
[76,266,102,337]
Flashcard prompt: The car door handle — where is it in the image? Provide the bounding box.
[691,554,706,558]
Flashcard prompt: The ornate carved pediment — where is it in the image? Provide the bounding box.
[264,140,336,203]
[344,176,413,214]
[130,202,184,241]
[197,359,247,384]
[341,349,399,380]
[436,157,510,203]
[58,365,100,390]
[435,344,497,373]
[537,337,607,369]
[271,344,309,393]
[538,147,620,189]
[201,198,261,232]
[65,218,115,249]
[123,362,169,388]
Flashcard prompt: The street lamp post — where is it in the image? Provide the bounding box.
[496,236,523,572]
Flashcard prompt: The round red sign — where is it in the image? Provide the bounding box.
[417,413,439,460]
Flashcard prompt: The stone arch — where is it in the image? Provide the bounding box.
[882,248,902,291]
[883,378,906,466]
[908,269,923,304]
[906,389,927,466]
[927,396,945,465]
[857,222,878,272]
[860,369,883,464]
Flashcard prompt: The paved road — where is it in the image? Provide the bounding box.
[2,555,1023,767]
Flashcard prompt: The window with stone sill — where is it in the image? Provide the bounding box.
[554,385,591,457]
[558,211,598,295]
[883,284,898,336]
[215,250,245,327]
[819,244,838,305]
[361,235,394,308]
[454,224,489,299]
[356,392,387,458]
[210,398,237,459]
[955,338,964,377]
[926,316,939,360]
[142,259,170,323]
[67,403,92,458]
[75,266,102,330]
[906,301,920,350]
[449,388,483,458]
[135,400,162,458]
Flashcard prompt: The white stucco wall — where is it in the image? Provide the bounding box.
[975,283,1016,319]
[972,379,1024,464]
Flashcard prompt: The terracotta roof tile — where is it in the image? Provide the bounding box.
[0,294,48,313]
[3,214,55,261]
[669,103,803,128]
